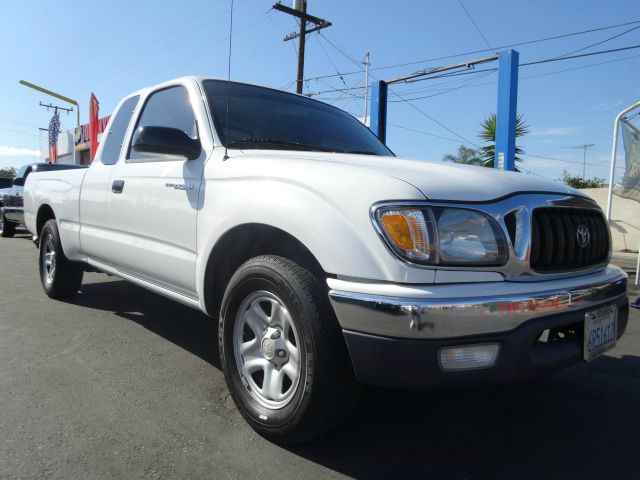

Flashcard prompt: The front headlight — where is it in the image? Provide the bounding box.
[374,205,508,266]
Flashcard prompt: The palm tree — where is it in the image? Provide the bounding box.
[442,145,483,166]
[478,113,530,167]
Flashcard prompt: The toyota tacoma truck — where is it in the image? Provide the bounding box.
[24,77,630,443]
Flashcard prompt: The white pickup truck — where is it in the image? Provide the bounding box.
[24,76,629,443]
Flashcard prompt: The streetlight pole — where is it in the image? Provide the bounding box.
[19,80,80,126]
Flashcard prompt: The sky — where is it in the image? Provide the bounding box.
[1,0,639,183]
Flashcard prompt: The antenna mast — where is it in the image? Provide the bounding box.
[224,0,235,160]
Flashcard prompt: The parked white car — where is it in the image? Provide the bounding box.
[24,77,629,443]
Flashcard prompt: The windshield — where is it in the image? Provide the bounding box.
[203,80,393,156]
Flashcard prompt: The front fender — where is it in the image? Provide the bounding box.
[195,169,433,301]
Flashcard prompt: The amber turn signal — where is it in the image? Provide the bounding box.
[381,214,415,250]
[376,208,435,263]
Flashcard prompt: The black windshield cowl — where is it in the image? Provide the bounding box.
[226,138,336,153]
[343,149,385,156]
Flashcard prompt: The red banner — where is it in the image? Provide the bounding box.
[89,93,100,162]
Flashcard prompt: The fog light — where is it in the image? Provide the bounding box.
[439,343,500,371]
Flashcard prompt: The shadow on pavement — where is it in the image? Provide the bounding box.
[69,279,220,369]
[287,353,640,479]
[69,279,640,479]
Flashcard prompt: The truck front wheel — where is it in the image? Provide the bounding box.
[39,219,83,299]
[219,255,359,444]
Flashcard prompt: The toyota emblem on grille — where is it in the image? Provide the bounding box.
[576,224,591,248]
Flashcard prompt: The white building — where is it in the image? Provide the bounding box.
[40,116,110,165]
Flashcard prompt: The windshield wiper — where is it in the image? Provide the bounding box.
[226,138,334,152]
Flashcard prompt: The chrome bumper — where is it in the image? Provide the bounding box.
[328,266,628,340]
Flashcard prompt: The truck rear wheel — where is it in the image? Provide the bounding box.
[0,208,15,238]
[219,255,359,444]
[39,219,83,299]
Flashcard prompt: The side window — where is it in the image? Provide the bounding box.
[128,86,197,161]
[16,166,28,179]
[100,95,139,165]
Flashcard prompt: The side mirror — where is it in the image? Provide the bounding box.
[12,177,25,187]
[132,126,201,160]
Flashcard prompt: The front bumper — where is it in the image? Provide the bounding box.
[328,266,629,389]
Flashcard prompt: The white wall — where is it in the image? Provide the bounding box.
[39,130,105,164]
[582,187,640,253]
[40,130,75,162]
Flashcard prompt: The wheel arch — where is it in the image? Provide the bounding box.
[202,223,327,318]
[36,204,56,238]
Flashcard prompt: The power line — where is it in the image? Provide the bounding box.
[315,33,640,153]
[520,52,640,80]
[69,0,230,91]
[388,70,495,102]
[389,88,480,147]
[97,8,274,99]
[315,30,477,145]
[0,126,39,137]
[317,32,364,70]
[520,43,640,67]
[390,50,640,102]
[315,33,351,91]
[523,153,624,169]
[303,19,640,82]
[0,116,41,129]
[551,24,640,59]
[457,0,492,49]
[389,123,464,143]
[397,42,640,88]
[306,85,367,96]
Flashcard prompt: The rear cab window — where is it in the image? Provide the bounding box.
[100,95,140,165]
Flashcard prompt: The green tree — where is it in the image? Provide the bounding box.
[478,113,530,167]
[559,170,606,189]
[442,145,483,166]
[0,167,17,178]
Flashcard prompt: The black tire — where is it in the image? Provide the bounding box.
[219,255,360,444]
[39,219,83,299]
[0,208,15,238]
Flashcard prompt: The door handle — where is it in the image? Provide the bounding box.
[112,180,125,194]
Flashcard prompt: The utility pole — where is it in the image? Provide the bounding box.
[39,102,74,117]
[579,143,595,178]
[565,143,595,177]
[363,52,370,125]
[273,1,332,95]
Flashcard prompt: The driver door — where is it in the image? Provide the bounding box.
[105,83,206,298]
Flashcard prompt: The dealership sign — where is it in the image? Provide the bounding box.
[74,115,110,149]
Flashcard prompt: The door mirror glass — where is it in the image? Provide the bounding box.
[12,177,25,187]
[131,126,201,160]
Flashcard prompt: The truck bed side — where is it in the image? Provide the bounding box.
[24,169,88,260]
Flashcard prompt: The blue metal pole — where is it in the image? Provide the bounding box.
[369,80,388,143]
[495,50,519,171]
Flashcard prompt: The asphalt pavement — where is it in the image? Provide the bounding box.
[1,233,639,480]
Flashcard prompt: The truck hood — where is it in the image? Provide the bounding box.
[239,151,583,202]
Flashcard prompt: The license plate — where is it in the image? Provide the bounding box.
[583,306,617,361]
